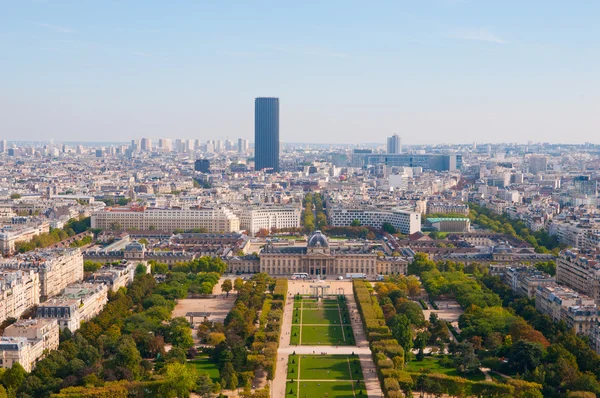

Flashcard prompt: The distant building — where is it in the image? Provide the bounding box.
[227,231,409,276]
[426,217,471,233]
[91,205,240,233]
[529,156,548,175]
[426,201,469,215]
[386,134,402,154]
[140,138,152,152]
[238,138,249,153]
[255,97,279,173]
[194,159,210,173]
[361,154,462,171]
[239,206,301,235]
[0,319,59,372]
[328,208,421,235]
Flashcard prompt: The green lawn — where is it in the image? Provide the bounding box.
[286,355,366,398]
[299,325,355,345]
[405,356,486,381]
[291,298,355,345]
[301,309,344,325]
[188,356,220,382]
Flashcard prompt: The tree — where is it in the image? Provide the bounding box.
[389,314,413,354]
[2,362,26,393]
[159,362,198,398]
[453,342,480,374]
[509,340,544,373]
[234,278,244,296]
[382,222,397,234]
[10,193,21,200]
[221,279,233,298]
[221,362,238,389]
[196,373,217,397]
[351,219,362,227]
[135,263,147,277]
[208,332,226,346]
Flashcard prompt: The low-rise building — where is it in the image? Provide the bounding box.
[36,283,108,332]
[0,319,59,372]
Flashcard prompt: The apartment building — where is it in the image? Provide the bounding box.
[426,201,469,215]
[0,319,59,372]
[0,270,40,324]
[535,283,596,326]
[0,222,50,254]
[88,262,135,292]
[36,283,108,332]
[426,217,471,233]
[91,206,240,233]
[238,206,301,235]
[0,248,83,300]
[504,266,555,298]
[328,207,421,235]
[549,221,600,249]
[556,248,600,304]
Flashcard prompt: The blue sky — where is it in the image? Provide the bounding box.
[1,0,599,144]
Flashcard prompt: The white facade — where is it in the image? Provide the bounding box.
[328,208,421,235]
[239,207,301,235]
[0,270,40,324]
[37,283,108,332]
[1,319,59,372]
[0,248,83,300]
[91,206,240,233]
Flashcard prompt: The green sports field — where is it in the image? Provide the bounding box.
[290,297,355,345]
[286,355,367,397]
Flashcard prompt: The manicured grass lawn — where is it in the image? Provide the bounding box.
[188,356,220,382]
[291,298,355,345]
[301,309,344,325]
[285,381,365,397]
[286,355,366,398]
[405,356,486,381]
[299,325,355,345]
[290,325,301,345]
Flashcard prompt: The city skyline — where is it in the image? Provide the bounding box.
[2,1,600,144]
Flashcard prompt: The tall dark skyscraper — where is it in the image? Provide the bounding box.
[254,97,279,172]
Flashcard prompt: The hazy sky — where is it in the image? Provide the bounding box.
[2,1,599,145]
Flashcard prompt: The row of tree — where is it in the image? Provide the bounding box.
[468,203,565,255]
[15,217,92,253]
[208,274,285,397]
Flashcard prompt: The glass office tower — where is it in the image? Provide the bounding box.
[254,97,279,173]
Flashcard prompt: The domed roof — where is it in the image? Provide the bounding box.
[125,241,145,252]
[307,230,329,248]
